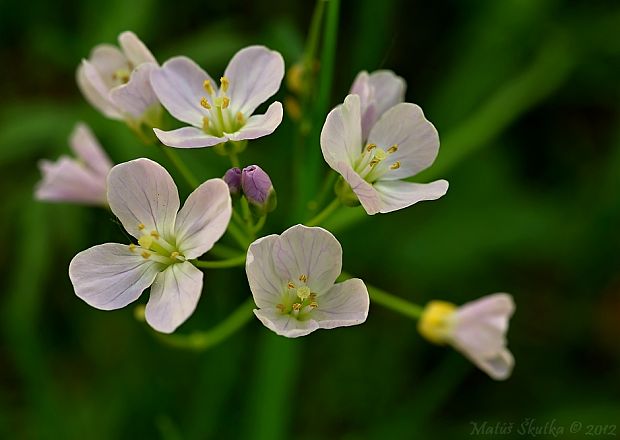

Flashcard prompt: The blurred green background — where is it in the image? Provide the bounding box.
[1,0,620,438]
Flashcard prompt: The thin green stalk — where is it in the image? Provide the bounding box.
[252,215,267,234]
[310,170,338,213]
[210,243,243,259]
[229,152,240,168]
[304,198,340,227]
[240,196,255,237]
[154,298,255,351]
[341,272,424,320]
[192,254,246,269]
[226,221,250,249]
[160,146,200,189]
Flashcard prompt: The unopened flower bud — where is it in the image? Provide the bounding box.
[223,167,242,196]
[241,165,277,214]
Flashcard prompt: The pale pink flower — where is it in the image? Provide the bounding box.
[418,293,515,380]
[246,224,369,337]
[321,94,448,215]
[69,158,232,333]
[77,31,160,123]
[150,46,284,148]
[35,123,112,206]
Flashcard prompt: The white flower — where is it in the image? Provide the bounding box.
[246,224,369,337]
[349,70,406,141]
[69,158,232,333]
[77,31,160,123]
[321,94,448,214]
[35,123,112,206]
[150,45,284,148]
[418,293,516,380]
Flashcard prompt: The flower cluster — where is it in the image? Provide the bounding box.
[36,31,515,380]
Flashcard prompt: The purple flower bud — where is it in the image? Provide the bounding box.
[241,165,277,213]
[223,167,242,195]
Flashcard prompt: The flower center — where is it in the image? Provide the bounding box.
[199,76,246,136]
[111,67,131,86]
[417,300,457,345]
[128,223,185,265]
[353,143,401,183]
[275,274,319,320]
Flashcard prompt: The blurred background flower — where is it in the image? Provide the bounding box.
[1,0,619,438]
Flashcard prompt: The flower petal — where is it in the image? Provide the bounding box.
[372,179,449,214]
[88,45,128,89]
[452,293,515,357]
[145,261,203,333]
[367,70,406,122]
[118,31,156,66]
[335,162,382,215]
[225,101,283,141]
[224,45,285,115]
[109,62,159,119]
[272,225,342,293]
[107,158,180,239]
[153,127,227,148]
[246,235,286,308]
[69,243,161,310]
[76,62,122,120]
[253,308,319,338]
[313,278,369,329]
[320,94,363,170]
[174,178,232,259]
[150,56,215,127]
[69,123,113,177]
[460,348,515,381]
[35,157,108,205]
[367,103,440,179]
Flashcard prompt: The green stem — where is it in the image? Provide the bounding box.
[160,146,200,189]
[209,243,243,259]
[192,254,246,269]
[240,196,255,238]
[341,271,424,320]
[229,151,240,168]
[226,221,250,249]
[154,298,255,351]
[252,215,267,234]
[304,198,340,227]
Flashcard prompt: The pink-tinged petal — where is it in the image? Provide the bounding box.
[253,309,320,338]
[367,103,440,179]
[349,71,376,141]
[69,243,161,310]
[335,162,382,215]
[118,31,156,66]
[225,101,283,141]
[452,293,515,357]
[107,158,180,240]
[174,178,232,259]
[320,94,363,170]
[313,278,369,329]
[272,225,342,293]
[35,157,107,205]
[367,70,406,121]
[246,235,287,308]
[224,46,285,115]
[109,63,159,119]
[69,123,113,177]
[88,45,128,89]
[153,127,227,149]
[150,56,215,127]
[76,62,123,120]
[145,262,203,333]
[373,179,449,214]
[465,348,514,381]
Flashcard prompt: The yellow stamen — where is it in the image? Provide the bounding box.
[128,244,136,252]
[309,302,318,309]
[299,274,308,283]
[287,282,295,289]
[203,79,214,95]
[292,303,302,311]
[390,161,401,170]
[276,304,286,312]
[150,230,160,239]
[141,251,151,259]
[138,223,145,230]
[236,111,245,123]
[200,97,211,109]
[170,251,179,259]
[220,76,229,92]
[203,117,210,129]
[366,143,377,151]
[387,144,398,154]
[138,235,153,250]
[221,97,230,109]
